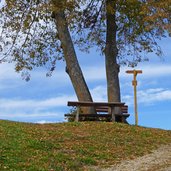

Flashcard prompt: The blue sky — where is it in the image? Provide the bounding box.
[0,37,171,130]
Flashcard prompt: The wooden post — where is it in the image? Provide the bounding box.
[126,70,142,125]
[75,106,80,122]
[111,107,115,122]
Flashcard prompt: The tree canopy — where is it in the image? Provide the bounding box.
[1,0,170,71]
[75,0,171,66]
[0,0,80,75]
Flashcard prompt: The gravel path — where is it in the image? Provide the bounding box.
[93,144,171,171]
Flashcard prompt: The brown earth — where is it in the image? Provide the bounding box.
[92,144,171,171]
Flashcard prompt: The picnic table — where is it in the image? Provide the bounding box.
[65,101,130,123]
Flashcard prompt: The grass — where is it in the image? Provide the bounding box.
[0,120,171,171]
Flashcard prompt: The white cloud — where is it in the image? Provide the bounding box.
[1,60,171,90]
[0,85,170,122]
[0,63,19,80]
[0,86,106,120]
[83,65,106,81]
[0,94,77,110]
[75,63,171,82]
[0,94,76,121]
[90,85,107,101]
[0,61,105,85]
[0,0,6,9]
[0,111,66,124]
[122,88,171,106]
[138,88,171,103]
[35,120,62,124]
[0,62,70,92]
[0,111,61,118]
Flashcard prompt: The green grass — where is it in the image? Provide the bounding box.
[0,120,171,171]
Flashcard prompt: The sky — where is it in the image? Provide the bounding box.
[0,36,171,130]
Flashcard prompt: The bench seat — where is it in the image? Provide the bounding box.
[65,113,130,123]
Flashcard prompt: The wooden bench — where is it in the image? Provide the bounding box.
[95,105,129,123]
[65,101,130,123]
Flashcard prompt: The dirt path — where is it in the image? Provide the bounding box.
[93,144,171,171]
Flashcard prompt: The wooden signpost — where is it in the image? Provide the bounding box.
[126,70,142,125]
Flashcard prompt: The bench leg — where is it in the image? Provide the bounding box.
[111,107,115,122]
[111,107,122,122]
[121,116,124,123]
[75,106,80,122]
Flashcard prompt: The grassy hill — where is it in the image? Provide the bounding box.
[0,120,170,171]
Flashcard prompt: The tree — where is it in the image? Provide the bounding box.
[0,0,95,113]
[75,0,171,103]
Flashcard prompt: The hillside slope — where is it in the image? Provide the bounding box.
[96,144,171,171]
[0,120,171,170]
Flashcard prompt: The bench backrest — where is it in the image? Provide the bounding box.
[96,105,128,113]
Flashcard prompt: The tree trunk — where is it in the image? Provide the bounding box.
[105,0,121,103]
[53,9,95,114]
